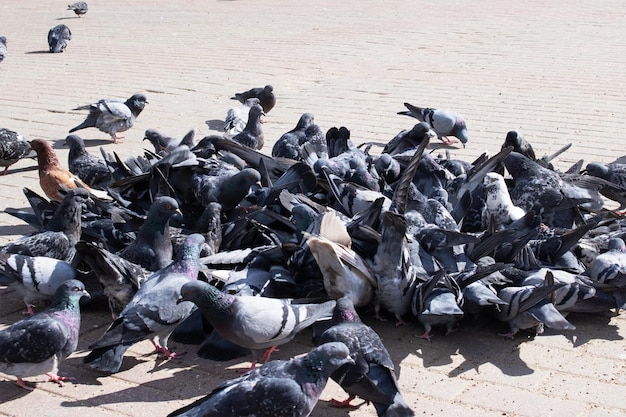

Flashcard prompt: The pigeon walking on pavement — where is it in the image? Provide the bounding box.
[178,279,337,369]
[65,134,111,189]
[397,102,469,147]
[48,24,71,53]
[167,342,353,417]
[69,93,148,143]
[231,85,276,113]
[0,127,35,175]
[67,2,88,17]
[318,297,415,416]
[0,279,89,390]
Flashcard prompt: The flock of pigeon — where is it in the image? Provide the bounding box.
[1,9,626,417]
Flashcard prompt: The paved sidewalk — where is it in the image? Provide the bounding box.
[1,1,625,416]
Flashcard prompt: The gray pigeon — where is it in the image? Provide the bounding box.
[65,134,111,188]
[48,24,71,53]
[231,84,276,113]
[398,102,469,147]
[67,2,88,17]
[1,188,89,262]
[69,93,148,143]
[383,122,437,156]
[222,97,260,139]
[0,253,79,314]
[83,234,206,373]
[143,128,195,154]
[167,342,353,417]
[0,127,35,175]
[0,36,7,63]
[502,130,536,161]
[231,104,265,150]
[589,237,626,287]
[178,279,337,369]
[0,279,89,390]
[584,162,626,210]
[318,297,415,416]
[117,196,181,271]
[271,113,315,159]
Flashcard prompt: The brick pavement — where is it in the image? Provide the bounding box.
[1,1,625,416]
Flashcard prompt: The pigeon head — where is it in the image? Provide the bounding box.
[125,94,148,116]
[332,297,362,324]
[503,130,523,149]
[584,162,609,179]
[178,280,236,315]
[304,342,355,372]
[30,139,61,170]
[454,118,469,147]
[52,279,90,309]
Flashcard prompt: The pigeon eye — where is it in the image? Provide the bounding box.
[165,204,172,210]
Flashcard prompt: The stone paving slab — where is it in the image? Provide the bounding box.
[1,1,626,416]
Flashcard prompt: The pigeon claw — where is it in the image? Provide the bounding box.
[498,331,516,340]
[330,395,359,409]
[46,373,73,386]
[16,378,35,390]
[111,134,124,144]
[415,330,433,342]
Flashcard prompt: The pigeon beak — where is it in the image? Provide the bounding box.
[82,290,91,300]
[176,296,184,305]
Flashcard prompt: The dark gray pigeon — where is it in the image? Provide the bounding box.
[117,196,181,271]
[0,36,7,63]
[0,127,35,175]
[167,342,353,417]
[502,130,536,161]
[48,24,71,53]
[65,134,111,188]
[83,234,206,373]
[231,104,265,150]
[69,93,148,143]
[67,2,88,17]
[143,128,195,154]
[398,102,469,147]
[0,279,89,390]
[589,237,626,287]
[271,113,315,159]
[584,162,626,210]
[0,253,78,314]
[222,97,260,139]
[318,297,415,416]
[178,279,337,369]
[383,122,437,156]
[231,84,276,113]
[1,188,89,262]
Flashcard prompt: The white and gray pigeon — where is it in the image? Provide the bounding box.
[231,103,265,150]
[0,36,7,63]
[178,279,337,369]
[0,127,35,175]
[481,172,525,230]
[318,297,415,416]
[398,102,469,147]
[48,24,71,53]
[65,134,111,188]
[222,97,260,139]
[0,253,79,314]
[589,237,626,288]
[0,279,89,390]
[83,234,206,373]
[67,2,88,17]
[69,93,148,143]
[167,342,353,417]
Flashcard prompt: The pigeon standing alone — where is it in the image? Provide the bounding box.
[167,342,354,417]
[67,2,88,17]
[48,24,72,53]
[398,102,469,147]
[0,128,35,175]
[69,93,148,143]
[231,84,276,113]
[0,280,89,390]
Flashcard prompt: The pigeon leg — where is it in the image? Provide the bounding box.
[150,341,180,359]
[46,373,73,386]
[1,166,7,175]
[395,314,407,327]
[330,394,359,408]
[22,304,36,315]
[111,134,124,144]
[415,330,433,342]
[16,378,35,390]
[259,346,279,363]
[498,331,516,340]
[441,136,456,145]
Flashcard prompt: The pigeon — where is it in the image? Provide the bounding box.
[69,93,148,143]
[143,128,195,154]
[318,297,415,416]
[271,113,315,159]
[0,279,89,390]
[383,122,437,156]
[0,127,35,175]
[222,97,260,139]
[231,104,265,150]
[1,188,89,262]
[167,342,353,417]
[0,253,78,314]
[398,102,469,147]
[29,139,93,202]
[589,237,626,287]
[502,130,536,161]
[48,24,71,53]
[481,172,525,230]
[117,196,182,271]
[0,36,6,63]
[231,84,276,113]
[584,162,626,210]
[67,2,88,17]
[64,134,111,188]
[178,279,337,369]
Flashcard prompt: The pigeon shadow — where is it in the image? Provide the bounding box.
[51,138,112,149]
[0,380,36,401]
[3,164,38,175]
[56,17,80,20]
[205,119,225,132]
[25,50,52,55]
[0,223,38,238]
